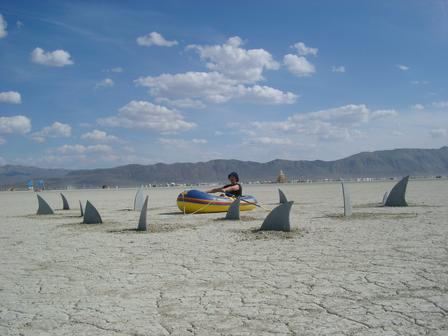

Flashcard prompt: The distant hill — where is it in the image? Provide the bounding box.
[1,146,447,189]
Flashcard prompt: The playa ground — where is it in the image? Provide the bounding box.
[0,180,447,335]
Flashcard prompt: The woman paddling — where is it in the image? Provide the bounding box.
[206,172,242,197]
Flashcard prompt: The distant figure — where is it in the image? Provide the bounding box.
[206,172,242,197]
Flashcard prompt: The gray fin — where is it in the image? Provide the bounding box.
[385,176,409,207]
[341,182,352,217]
[225,198,240,220]
[137,196,149,231]
[260,201,294,232]
[61,193,70,210]
[83,200,102,224]
[79,200,84,217]
[134,185,145,211]
[36,194,54,215]
[382,192,389,206]
[278,188,288,204]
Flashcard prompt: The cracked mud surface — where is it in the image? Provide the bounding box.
[1,180,447,335]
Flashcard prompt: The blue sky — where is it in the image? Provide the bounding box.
[0,0,447,168]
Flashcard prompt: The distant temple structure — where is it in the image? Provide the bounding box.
[276,170,288,183]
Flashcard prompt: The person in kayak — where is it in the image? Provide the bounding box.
[206,172,242,197]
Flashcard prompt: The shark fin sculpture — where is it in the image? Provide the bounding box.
[260,201,294,232]
[278,188,288,204]
[225,198,240,220]
[36,194,54,215]
[134,185,145,211]
[79,201,84,217]
[382,192,389,206]
[61,193,70,210]
[83,200,102,224]
[385,176,409,207]
[341,182,352,217]
[137,196,149,231]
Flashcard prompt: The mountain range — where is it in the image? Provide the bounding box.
[1,146,447,189]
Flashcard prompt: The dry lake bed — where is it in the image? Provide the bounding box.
[0,180,447,335]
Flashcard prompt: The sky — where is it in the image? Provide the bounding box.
[0,0,447,169]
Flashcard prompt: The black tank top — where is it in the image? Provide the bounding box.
[223,183,242,197]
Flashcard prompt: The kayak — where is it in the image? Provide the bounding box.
[177,189,257,214]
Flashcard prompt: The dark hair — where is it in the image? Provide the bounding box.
[228,172,239,182]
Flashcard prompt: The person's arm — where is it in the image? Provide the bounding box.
[206,187,224,193]
[222,184,240,193]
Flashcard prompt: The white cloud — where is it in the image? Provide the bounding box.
[0,115,31,134]
[238,85,297,104]
[158,138,207,147]
[31,47,74,67]
[411,104,425,110]
[95,78,114,88]
[245,104,398,142]
[0,14,7,38]
[283,54,315,77]
[137,32,178,47]
[247,137,293,145]
[331,65,346,73]
[432,101,448,109]
[136,71,297,105]
[98,100,196,132]
[16,20,23,29]
[429,129,447,138]
[397,64,409,71]
[370,109,399,120]
[188,36,279,83]
[110,67,123,73]
[0,137,5,145]
[81,129,119,142]
[55,144,112,155]
[292,42,318,56]
[0,91,21,104]
[31,122,72,142]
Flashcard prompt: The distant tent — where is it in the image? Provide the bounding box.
[26,180,33,190]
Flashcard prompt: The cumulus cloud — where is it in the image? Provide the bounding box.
[98,100,196,132]
[0,115,31,134]
[331,65,346,73]
[137,32,178,47]
[246,137,293,145]
[81,129,119,142]
[95,78,114,88]
[31,47,74,67]
[188,36,279,83]
[432,101,448,109]
[370,109,399,120]
[158,138,207,147]
[283,54,315,77]
[238,85,297,104]
[136,71,297,105]
[245,104,398,142]
[0,91,21,104]
[31,122,72,142]
[55,144,112,155]
[0,14,7,38]
[396,64,409,71]
[411,104,425,110]
[429,129,447,138]
[292,42,318,56]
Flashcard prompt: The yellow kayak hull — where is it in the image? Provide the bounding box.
[177,190,257,214]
